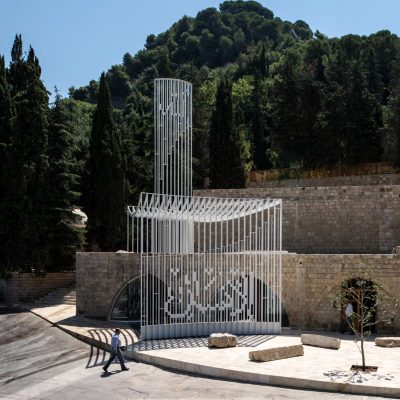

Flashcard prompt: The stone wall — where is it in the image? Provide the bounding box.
[282,253,400,332]
[76,252,140,319]
[5,272,75,304]
[194,185,400,254]
[247,162,397,185]
[247,173,400,188]
[76,252,400,333]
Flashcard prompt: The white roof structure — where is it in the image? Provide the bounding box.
[127,79,283,340]
[129,192,281,223]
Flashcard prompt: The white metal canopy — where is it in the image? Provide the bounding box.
[127,78,283,340]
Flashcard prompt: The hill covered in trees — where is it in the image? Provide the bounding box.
[69,0,400,188]
[1,0,400,272]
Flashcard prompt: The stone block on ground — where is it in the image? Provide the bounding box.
[301,334,341,350]
[249,344,304,362]
[375,337,400,347]
[208,333,237,348]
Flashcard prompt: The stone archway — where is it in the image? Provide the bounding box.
[110,277,141,321]
[343,277,377,333]
[110,274,169,324]
[213,277,289,327]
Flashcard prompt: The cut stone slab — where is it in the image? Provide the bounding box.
[249,344,304,362]
[208,333,237,348]
[375,337,400,347]
[301,334,341,350]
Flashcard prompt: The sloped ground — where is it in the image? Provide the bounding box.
[0,305,89,386]
[1,305,376,400]
[12,301,400,398]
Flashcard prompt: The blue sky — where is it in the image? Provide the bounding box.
[1,0,399,99]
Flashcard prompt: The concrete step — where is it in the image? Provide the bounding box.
[34,284,76,306]
[43,294,76,299]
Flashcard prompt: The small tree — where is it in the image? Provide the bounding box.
[333,268,399,371]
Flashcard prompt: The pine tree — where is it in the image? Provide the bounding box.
[209,79,245,188]
[157,47,173,78]
[2,40,50,270]
[83,73,125,250]
[47,92,84,270]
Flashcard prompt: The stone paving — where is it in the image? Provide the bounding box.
[22,302,400,398]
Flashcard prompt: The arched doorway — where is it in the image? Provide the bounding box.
[214,277,289,327]
[110,277,141,321]
[110,274,168,324]
[342,278,377,333]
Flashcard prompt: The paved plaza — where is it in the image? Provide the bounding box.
[2,305,390,400]
[1,302,397,398]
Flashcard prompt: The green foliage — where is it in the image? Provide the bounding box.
[1,40,51,271]
[47,93,85,270]
[383,58,400,167]
[0,56,15,268]
[68,1,400,187]
[83,73,125,251]
[209,79,246,188]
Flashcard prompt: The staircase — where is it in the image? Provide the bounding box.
[35,284,76,306]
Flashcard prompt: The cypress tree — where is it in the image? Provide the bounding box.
[0,55,15,269]
[47,92,84,270]
[209,79,245,189]
[83,73,125,250]
[251,72,269,170]
[2,40,50,270]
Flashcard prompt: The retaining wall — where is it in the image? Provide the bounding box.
[5,272,75,304]
[247,173,400,188]
[76,252,140,319]
[76,252,400,333]
[195,185,400,254]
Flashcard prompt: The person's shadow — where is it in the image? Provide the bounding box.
[100,370,122,378]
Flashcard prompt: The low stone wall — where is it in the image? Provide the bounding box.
[247,173,400,188]
[247,162,397,184]
[76,252,140,319]
[282,253,400,332]
[5,272,75,304]
[195,185,400,254]
[76,252,400,333]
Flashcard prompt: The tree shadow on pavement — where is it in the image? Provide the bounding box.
[323,369,395,384]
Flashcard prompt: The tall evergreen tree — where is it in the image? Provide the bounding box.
[209,79,245,188]
[1,40,50,270]
[83,73,125,250]
[0,55,15,269]
[383,59,400,167]
[270,51,321,168]
[342,63,380,164]
[251,71,269,170]
[47,92,84,270]
[180,63,210,188]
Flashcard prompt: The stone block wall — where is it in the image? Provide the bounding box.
[5,272,75,304]
[76,252,400,333]
[195,185,400,254]
[76,252,140,319]
[247,173,400,188]
[282,253,400,333]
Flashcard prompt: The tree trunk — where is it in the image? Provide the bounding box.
[361,289,366,371]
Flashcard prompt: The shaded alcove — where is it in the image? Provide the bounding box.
[341,277,377,333]
[110,274,168,324]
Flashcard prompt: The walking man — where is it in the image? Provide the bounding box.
[103,329,129,372]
